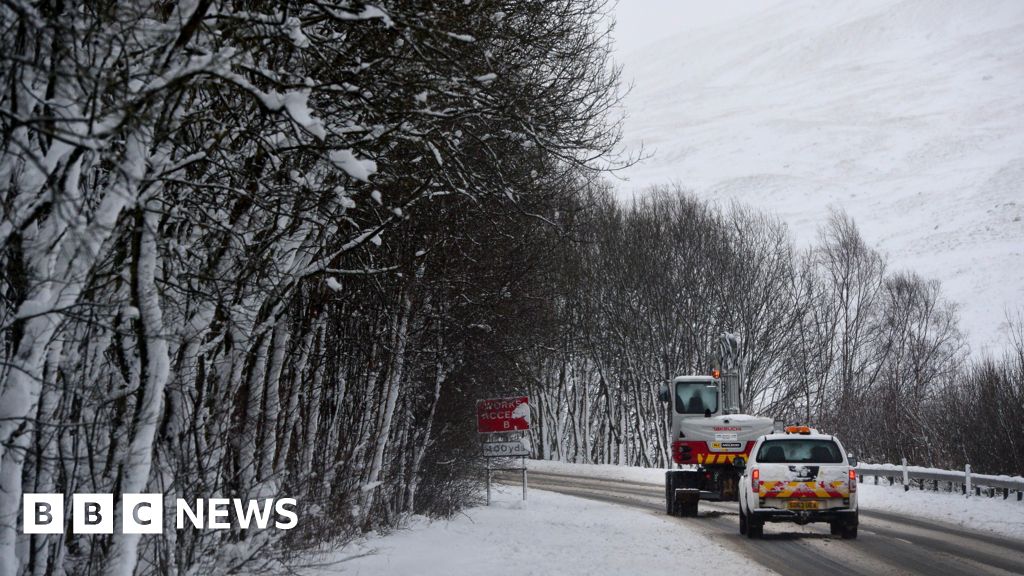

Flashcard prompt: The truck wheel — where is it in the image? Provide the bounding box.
[747,520,763,539]
[665,472,675,515]
[671,499,696,517]
[829,521,841,536]
[841,523,858,539]
[666,471,686,516]
[739,508,748,535]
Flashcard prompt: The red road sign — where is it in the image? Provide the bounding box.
[477,397,530,433]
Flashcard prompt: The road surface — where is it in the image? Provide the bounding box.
[497,470,1024,576]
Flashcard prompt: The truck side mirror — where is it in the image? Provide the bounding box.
[847,453,858,467]
[658,384,670,403]
[733,456,746,471]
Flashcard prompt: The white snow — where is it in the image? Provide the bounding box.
[328,5,394,27]
[510,402,530,422]
[426,141,443,166]
[528,458,666,484]
[247,88,326,139]
[329,149,378,182]
[290,485,773,576]
[857,481,1024,540]
[359,481,383,492]
[282,91,326,139]
[613,0,1024,354]
[446,33,476,43]
[286,17,310,48]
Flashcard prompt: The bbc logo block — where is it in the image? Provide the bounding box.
[26,494,167,534]
[23,494,63,534]
[23,493,297,534]
[71,494,113,534]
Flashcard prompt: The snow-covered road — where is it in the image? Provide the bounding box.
[517,466,1024,576]
[290,460,1024,575]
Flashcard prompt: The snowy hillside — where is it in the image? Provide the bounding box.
[615,0,1024,353]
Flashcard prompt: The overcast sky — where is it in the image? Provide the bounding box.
[610,0,790,56]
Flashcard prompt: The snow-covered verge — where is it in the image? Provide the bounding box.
[528,457,667,484]
[857,482,1024,539]
[285,485,774,576]
[527,460,1024,541]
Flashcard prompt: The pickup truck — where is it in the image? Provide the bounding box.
[734,426,858,539]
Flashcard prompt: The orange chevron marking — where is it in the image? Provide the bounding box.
[760,480,850,498]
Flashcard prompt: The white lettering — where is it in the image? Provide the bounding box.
[207,498,230,529]
[234,499,274,529]
[176,499,204,529]
[275,498,298,529]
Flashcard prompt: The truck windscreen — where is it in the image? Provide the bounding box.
[675,381,718,414]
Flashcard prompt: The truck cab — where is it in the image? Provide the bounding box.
[735,426,859,539]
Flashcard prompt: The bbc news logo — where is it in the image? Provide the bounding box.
[23,494,297,534]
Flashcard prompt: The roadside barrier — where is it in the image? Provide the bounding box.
[857,459,1024,501]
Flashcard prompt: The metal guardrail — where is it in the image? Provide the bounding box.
[857,460,1024,501]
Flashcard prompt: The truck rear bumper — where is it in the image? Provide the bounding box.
[751,508,857,525]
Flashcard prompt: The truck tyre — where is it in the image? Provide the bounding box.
[666,470,701,517]
[663,471,671,510]
[747,519,763,539]
[739,508,748,535]
[665,471,680,516]
[841,511,858,539]
[682,501,698,517]
[829,521,841,536]
[670,496,697,517]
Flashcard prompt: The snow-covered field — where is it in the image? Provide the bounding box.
[613,0,1024,353]
[296,484,772,576]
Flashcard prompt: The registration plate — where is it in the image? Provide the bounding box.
[786,500,820,510]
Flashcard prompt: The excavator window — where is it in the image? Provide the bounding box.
[687,392,703,413]
[675,381,718,415]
